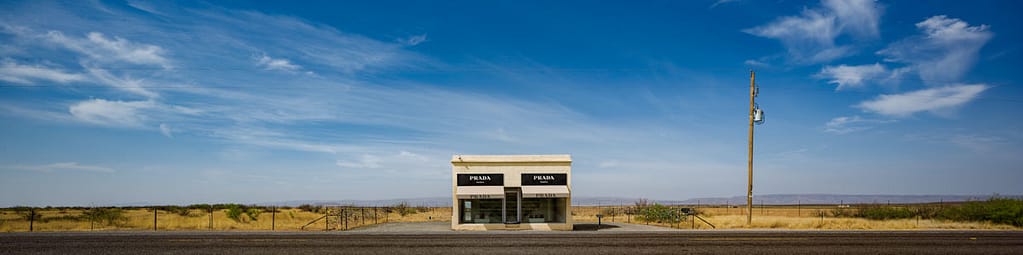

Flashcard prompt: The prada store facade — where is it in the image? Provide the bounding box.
[451,155,572,231]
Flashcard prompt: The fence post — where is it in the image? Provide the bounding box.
[29,209,35,232]
[374,207,377,224]
[209,205,213,230]
[271,206,276,231]
[691,212,696,229]
[153,207,158,231]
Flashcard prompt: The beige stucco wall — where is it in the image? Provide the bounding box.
[451,155,572,231]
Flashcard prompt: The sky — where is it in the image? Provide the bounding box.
[1,0,1021,206]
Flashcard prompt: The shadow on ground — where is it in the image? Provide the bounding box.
[573,224,621,231]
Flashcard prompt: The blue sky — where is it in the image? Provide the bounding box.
[1,0,1021,206]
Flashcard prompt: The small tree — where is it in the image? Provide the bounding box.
[81,208,127,226]
[637,204,677,224]
[225,204,244,222]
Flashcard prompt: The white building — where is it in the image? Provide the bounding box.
[451,155,572,231]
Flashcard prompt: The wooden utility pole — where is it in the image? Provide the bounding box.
[747,70,756,225]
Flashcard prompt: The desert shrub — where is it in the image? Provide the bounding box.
[245,208,261,221]
[298,204,322,213]
[830,207,857,218]
[914,206,942,219]
[81,208,127,226]
[394,201,417,217]
[857,206,915,220]
[157,206,192,217]
[225,204,245,222]
[188,204,216,211]
[45,214,82,222]
[941,198,1023,226]
[637,204,678,224]
[13,207,42,222]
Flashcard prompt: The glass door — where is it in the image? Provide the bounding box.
[504,188,521,223]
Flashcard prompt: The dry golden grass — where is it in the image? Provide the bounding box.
[0,207,451,232]
[570,206,1021,230]
[4,205,1018,232]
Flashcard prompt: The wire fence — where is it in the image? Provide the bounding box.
[0,205,451,232]
[3,200,1011,232]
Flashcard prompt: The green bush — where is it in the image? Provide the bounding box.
[81,208,127,226]
[297,204,322,213]
[857,206,915,220]
[941,198,1023,227]
[157,206,192,217]
[830,207,856,218]
[245,208,261,221]
[225,204,244,222]
[637,204,679,224]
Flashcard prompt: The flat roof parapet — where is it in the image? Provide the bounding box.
[451,154,571,163]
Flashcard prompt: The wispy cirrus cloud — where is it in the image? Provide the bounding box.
[0,59,85,84]
[398,34,427,46]
[856,84,988,117]
[744,0,881,64]
[2,162,114,173]
[824,115,894,134]
[43,31,171,68]
[709,0,739,9]
[256,54,302,72]
[817,63,889,90]
[68,99,156,127]
[84,66,158,98]
[159,123,173,138]
[877,15,992,85]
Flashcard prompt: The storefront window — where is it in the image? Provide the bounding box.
[521,198,566,223]
[459,199,503,223]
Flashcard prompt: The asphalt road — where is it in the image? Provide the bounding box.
[2,231,1021,254]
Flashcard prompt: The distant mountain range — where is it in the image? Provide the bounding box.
[255,194,1021,207]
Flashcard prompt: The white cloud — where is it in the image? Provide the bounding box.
[256,54,301,72]
[85,67,158,98]
[744,0,881,63]
[2,162,114,173]
[710,0,739,8]
[126,0,164,16]
[399,34,428,46]
[0,60,85,84]
[823,0,880,38]
[856,84,988,117]
[824,115,893,134]
[68,99,155,127]
[744,59,769,67]
[159,123,173,138]
[817,63,888,90]
[336,154,383,169]
[44,31,171,68]
[398,151,428,161]
[877,15,992,85]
